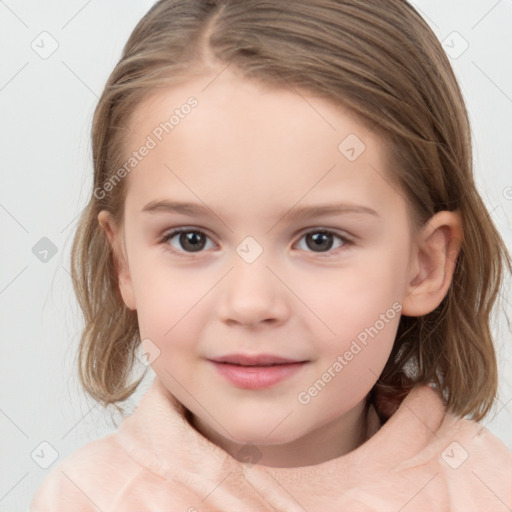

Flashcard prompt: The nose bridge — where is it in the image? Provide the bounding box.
[218,242,288,326]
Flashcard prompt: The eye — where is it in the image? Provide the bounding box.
[160,228,215,255]
[295,230,350,254]
[159,228,352,257]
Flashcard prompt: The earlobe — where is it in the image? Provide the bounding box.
[97,210,137,311]
[401,211,463,317]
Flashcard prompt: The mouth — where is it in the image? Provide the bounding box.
[208,354,308,389]
[210,353,305,366]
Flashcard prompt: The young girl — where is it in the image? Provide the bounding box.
[31,0,511,510]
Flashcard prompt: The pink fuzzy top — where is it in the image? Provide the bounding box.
[30,377,512,511]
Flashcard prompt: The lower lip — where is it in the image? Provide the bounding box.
[209,361,306,389]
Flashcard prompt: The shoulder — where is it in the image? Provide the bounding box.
[29,433,143,512]
[371,385,512,509]
[439,414,512,468]
[414,414,512,510]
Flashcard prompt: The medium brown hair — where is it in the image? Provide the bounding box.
[71,0,511,420]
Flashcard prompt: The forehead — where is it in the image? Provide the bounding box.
[121,70,405,224]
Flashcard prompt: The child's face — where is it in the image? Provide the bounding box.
[107,70,420,460]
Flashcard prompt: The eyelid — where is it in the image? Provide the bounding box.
[160,226,215,241]
[293,226,354,241]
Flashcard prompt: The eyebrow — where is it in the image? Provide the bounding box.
[141,200,379,220]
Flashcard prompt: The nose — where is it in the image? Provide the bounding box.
[218,257,290,328]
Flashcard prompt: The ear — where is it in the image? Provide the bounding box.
[402,211,463,317]
[97,210,136,310]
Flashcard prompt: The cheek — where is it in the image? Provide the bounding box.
[324,302,399,382]
[299,310,400,418]
[293,247,406,393]
[127,250,210,344]
[293,251,407,342]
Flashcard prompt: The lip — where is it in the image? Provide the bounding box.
[210,353,304,366]
[208,354,308,389]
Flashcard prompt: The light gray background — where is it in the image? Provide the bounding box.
[1,1,511,510]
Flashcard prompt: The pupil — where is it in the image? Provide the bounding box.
[181,232,205,252]
[307,232,332,252]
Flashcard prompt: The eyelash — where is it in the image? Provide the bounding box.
[158,227,353,259]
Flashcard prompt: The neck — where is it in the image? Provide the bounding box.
[188,397,371,468]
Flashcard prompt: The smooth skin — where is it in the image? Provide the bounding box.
[99,68,462,468]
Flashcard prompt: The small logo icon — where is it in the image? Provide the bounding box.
[441,441,469,469]
[236,236,263,264]
[31,31,59,59]
[338,133,366,161]
[442,31,469,59]
[32,237,58,263]
[136,338,161,366]
[236,443,262,466]
[31,441,59,469]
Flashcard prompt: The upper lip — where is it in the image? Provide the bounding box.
[209,354,306,366]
